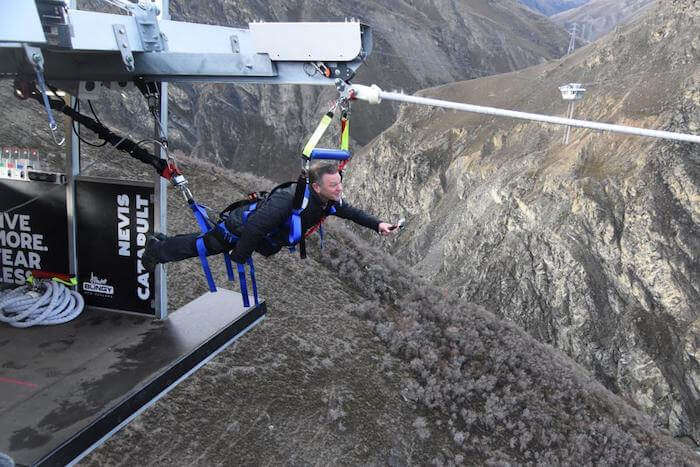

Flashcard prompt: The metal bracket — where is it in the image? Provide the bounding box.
[230,34,239,54]
[133,4,166,52]
[23,44,44,72]
[112,24,135,71]
[329,63,354,82]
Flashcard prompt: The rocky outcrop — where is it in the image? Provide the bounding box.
[552,0,656,41]
[346,0,699,444]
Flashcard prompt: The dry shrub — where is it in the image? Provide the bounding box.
[316,225,696,464]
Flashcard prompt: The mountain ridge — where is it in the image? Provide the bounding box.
[345,0,699,443]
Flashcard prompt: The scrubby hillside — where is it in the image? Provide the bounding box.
[79,157,695,464]
[346,0,699,444]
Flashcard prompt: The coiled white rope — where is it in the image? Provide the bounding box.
[0,451,14,467]
[0,281,85,328]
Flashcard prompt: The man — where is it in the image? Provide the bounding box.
[142,162,399,271]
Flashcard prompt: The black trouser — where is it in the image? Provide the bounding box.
[153,231,232,264]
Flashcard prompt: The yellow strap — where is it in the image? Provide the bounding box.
[340,118,349,151]
[302,112,333,158]
[53,276,78,287]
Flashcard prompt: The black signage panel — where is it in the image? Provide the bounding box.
[0,179,69,285]
[76,178,155,314]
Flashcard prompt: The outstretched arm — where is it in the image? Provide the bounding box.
[335,201,400,236]
[377,222,401,236]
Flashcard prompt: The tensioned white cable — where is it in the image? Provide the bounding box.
[348,84,700,144]
[0,281,85,328]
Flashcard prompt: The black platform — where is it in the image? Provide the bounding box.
[0,290,266,466]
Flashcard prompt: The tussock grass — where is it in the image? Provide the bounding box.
[318,224,696,464]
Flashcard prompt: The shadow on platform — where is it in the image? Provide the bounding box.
[0,289,266,466]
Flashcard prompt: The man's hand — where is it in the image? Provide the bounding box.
[378,221,401,236]
[231,249,249,264]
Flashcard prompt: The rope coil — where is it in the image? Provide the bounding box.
[0,281,85,328]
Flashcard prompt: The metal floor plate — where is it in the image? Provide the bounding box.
[0,289,266,466]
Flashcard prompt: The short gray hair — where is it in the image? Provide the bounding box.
[309,162,339,185]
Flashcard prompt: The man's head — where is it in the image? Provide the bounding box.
[309,162,342,202]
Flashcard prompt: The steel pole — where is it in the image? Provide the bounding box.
[153,0,169,319]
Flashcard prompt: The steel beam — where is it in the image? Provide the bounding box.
[0,6,371,86]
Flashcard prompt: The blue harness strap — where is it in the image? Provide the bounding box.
[243,202,257,223]
[223,250,235,283]
[247,257,259,306]
[189,200,259,307]
[190,200,212,232]
[233,257,260,308]
[287,184,309,253]
[236,262,249,307]
[196,236,217,292]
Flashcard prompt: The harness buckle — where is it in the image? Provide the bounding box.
[162,160,185,182]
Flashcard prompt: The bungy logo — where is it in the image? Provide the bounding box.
[83,272,115,296]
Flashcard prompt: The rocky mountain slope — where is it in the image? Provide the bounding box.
[552,0,656,41]
[519,0,589,16]
[2,0,697,461]
[42,0,569,181]
[345,0,699,444]
[75,158,696,464]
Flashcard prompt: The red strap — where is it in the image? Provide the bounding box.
[160,160,183,180]
[30,270,72,282]
[304,216,327,238]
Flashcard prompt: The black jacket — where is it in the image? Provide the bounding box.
[224,184,380,262]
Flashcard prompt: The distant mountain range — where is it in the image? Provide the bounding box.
[552,0,656,41]
[518,0,589,16]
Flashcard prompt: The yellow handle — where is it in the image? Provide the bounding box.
[302,113,333,158]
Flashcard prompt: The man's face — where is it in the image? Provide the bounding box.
[313,172,343,202]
